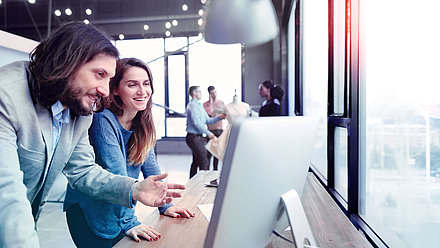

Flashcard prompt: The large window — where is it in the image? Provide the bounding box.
[293,0,440,246]
[302,0,329,179]
[188,39,242,105]
[360,0,440,247]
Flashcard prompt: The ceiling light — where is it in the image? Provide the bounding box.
[198,18,203,26]
[83,19,90,24]
[54,10,61,16]
[28,0,36,4]
[201,0,207,4]
[172,20,178,26]
[85,9,92,15]
[119,34,125,40]
[182,4,188,11]
[143,24,149,31]
[198,9,204,16]
[165,31,171,37]
[204,0,279,46]
[165,21,172,29]
[65,8,72,16]
[0,0,2,5]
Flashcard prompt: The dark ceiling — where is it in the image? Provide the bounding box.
[0,0,206,41]
[0,0,289,43]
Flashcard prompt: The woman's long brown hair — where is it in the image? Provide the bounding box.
[99,58,156,166]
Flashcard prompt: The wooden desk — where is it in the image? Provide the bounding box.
[115,171,370,248]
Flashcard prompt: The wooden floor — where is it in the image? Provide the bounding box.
[36,154,200,248]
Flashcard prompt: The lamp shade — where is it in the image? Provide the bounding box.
[204,0,279,46]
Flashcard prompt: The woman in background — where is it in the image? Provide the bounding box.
[258,80,285,116]
[64,58,195,247]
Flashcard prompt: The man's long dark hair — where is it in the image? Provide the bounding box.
[28,22,119,108]
[98,58,156,166]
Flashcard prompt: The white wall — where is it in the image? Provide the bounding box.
[0,30,39,67]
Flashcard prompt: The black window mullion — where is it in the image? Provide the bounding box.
[295,0,303,116]
[347,0,360,217]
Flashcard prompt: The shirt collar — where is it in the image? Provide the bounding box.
[191,98,201,104]
[51,100,70,125]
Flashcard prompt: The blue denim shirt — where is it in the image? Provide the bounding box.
[186,98,220,136]
[63,109,172,239]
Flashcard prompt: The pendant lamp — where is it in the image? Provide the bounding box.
[204,0,279,46]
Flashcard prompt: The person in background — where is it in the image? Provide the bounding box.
[64,58,195,247]
[203,86,225,171]
[258,80,285,116]
[206,94,252,162]
[0,22,184,248]
[186,86,226,178]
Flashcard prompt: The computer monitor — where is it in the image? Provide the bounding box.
[204,116,318,248]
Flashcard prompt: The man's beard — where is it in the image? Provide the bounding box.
[61,83,99,116]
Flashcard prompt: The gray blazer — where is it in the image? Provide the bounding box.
[0,61,136,247]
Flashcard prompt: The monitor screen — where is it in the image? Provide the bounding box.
[204,116,318,248]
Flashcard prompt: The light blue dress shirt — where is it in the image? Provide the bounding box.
[186,98,220,136]
[50,100,70,157]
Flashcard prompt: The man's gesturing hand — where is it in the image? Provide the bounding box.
[132,173,186,207]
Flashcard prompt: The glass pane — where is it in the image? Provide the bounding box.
[168,55,186,114]
[333,0,345,114]
[188,40,242,105]
[335,127,348,200]
[165,37,188,52]
[287,2,296,116]
[303,0,328,179]
[360,0,440,247]
[189,33,203,44]
[150,58,166,139]
[115,38,164,63]
[166,117,187,137]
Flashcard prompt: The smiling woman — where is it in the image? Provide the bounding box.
[114,66,152,122]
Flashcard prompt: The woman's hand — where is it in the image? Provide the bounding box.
[126,224,161,242]
[164,206,196,218]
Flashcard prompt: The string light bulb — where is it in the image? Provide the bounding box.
[65,8,72,16]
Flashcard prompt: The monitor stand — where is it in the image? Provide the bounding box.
[281,189,317,248]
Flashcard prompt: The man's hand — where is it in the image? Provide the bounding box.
[219,112,226,119]
[208,133,215,139]
[164,206,196,218]
[132,173,185,207]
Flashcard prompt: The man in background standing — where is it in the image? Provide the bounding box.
[203,86,225,171]
[186,86,225,178]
